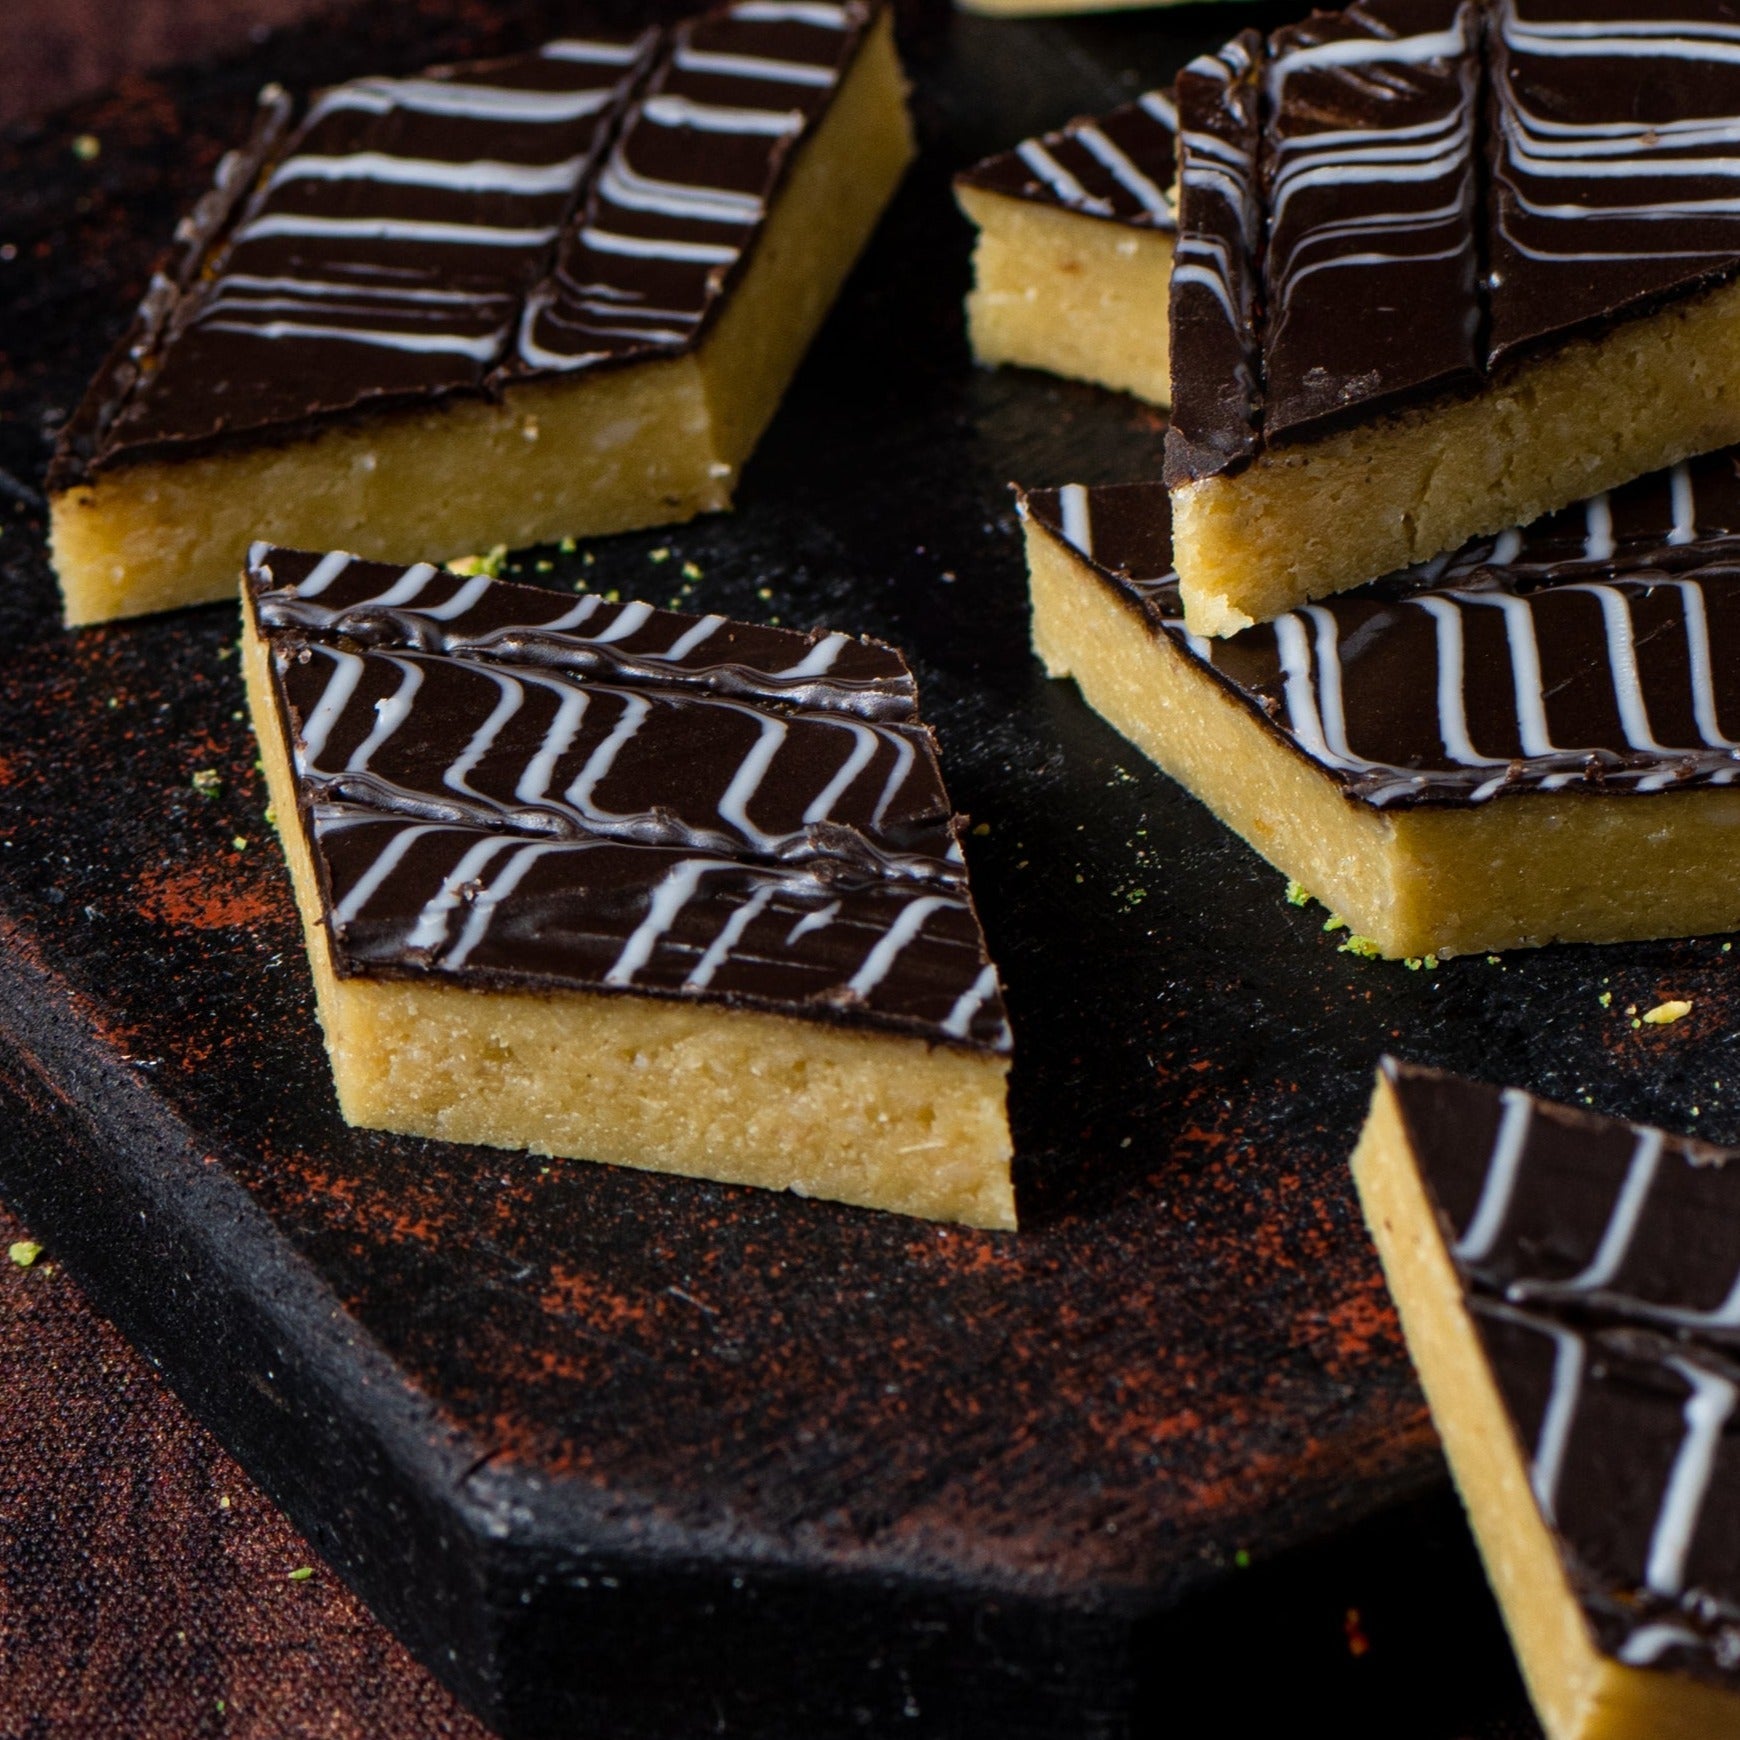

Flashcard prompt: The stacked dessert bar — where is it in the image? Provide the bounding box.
[963,0,1740,962]
[957,6,1740,1732]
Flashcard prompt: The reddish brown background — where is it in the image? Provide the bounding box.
[3,1,351,127]
[0,1200,489,1738]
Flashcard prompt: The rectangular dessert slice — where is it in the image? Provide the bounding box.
[1169,3,1740,636]
[954,92,1175,405]
[51,0,914,626]
[1353,1058,1740,1740]
[241,545,1014,1228]
[1021,452,1740,959]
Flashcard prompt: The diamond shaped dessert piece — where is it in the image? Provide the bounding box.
[1354,1059,1740,1740]
[1021,451,1740,959]
[50,0,914,625]
[242,545,1013,1228]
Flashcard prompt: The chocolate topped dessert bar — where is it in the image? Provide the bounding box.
[1354,1059,1740,1740]
[955,92,1176,404]
[240,545,1014,1228]
[1169,2,1740,636]
[50,0,914,626]
[1022,449,1740,958]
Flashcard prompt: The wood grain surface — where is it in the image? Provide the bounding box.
[0,0,1680,1734]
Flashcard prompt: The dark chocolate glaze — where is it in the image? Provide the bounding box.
[517,6,863,370]
[1022,446,1740,808]
[50,0,874,488]
[1261,0,1482,445]
[1166,34,1265,483]
[1488,0,1740,369]
[1384,1057,1740,1684]
[1166,0,1740,486]
[247,545,1010,1054]
[953,91,1177,230]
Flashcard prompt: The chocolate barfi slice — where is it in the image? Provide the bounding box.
[51,0,914,626]
[1353,1059,1740,1740]
[1022,450,1740,958]
[1170,2,1740,636]
[954,92,1176,405]
[241,545,1013,1228]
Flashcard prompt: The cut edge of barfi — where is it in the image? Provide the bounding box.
[956,183,1172,406]
[52,6,914,628]
[239,575,1015,1232]
[1173,271,1740,637]
[1023,503,1740,959]
[1350,1063,1740,1740]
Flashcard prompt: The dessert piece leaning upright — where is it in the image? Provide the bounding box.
[51,0,914,626]
[1354,1057,1740,1740]
[241,545,1014,1229]
[954,91,1176,405]
[1021,452,1740,960]
[1169,1,1740,636]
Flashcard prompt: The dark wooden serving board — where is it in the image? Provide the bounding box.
[1,2,1726,1734]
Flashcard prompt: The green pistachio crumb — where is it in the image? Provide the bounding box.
[535,559,553,573]
[1284,879,1311,907]
[648,547,671,563]
[287,1566,314,1582]
[756,586,773,601]
[603,589,621,604]
[446,544,508,578]
[1643,999,1693,1026]
[1598,991,1613,1008]
[263,804,277,827]
[1487,955,1502,965]
[72,134,100,162]
[1322,915,1347,934]
[9,1240,42,1267]
[1338,933,1382,960]
[1234,1549,1251,1569]
[682,561,703,580]
[191,768,221,797]
[558,537,577,554]
[232,836,249,852]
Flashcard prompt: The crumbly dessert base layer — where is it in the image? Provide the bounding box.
[52,10,913,627]
[1171,272,1740,637]
[1027,521,1740,958]
[957,185,1172,406]
[242,592,1014,1231]
[1352,1075,1740,1740]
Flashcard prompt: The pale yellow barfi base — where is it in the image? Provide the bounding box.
[1026,517,1740,958]
[53,10,915,627]
[957,184,1171,406]
[1174,273,1740,636]
[1352,1072,1740,1740]
[240,593,1014,1231]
